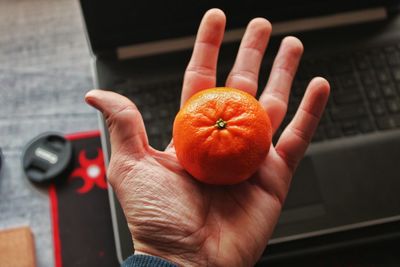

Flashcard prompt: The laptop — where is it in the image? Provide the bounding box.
[79,0,400,264]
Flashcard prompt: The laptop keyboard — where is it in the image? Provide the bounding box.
[114,80,181,149]
[113,42,400,150]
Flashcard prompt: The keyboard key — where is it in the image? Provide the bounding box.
[387,99,400,113]
[341,121,359,135]
[391,67,400,82]
[381,83,397,97]
[387,52,400,66]
[359,71,376,86]
[366,85,381,100]
[370,50,386,67]
[324,125,341,138]
[359,119,374,133]
[330,56,353,73]
[371,101,386,116]
[376,115,400,130]
[333,91,363,105]
[354,53,371,70]
[330,104,367,121]
[339,74,358,90]
[376,69,391,84]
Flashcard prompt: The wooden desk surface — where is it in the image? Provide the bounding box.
[0,0,97,266]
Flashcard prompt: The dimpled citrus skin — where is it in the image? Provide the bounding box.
[173,87,272,185]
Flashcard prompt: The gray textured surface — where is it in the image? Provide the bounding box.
[0,0,97,266]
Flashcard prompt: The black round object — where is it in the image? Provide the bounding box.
[22,132,73,183]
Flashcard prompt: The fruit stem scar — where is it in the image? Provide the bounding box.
[215,118,227,129]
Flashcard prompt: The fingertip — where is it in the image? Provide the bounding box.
[282,36,304,56]
[300,76,331,116]
[245,18,272,44]
[84,90,148,155]
[85,89,99,101]
[309,77,331,100]
[196,8,226,45]
[202,8,226,29]
[205,8,226,20]
[183,8,226,104]
[311,76,330,91]
[248,17,272,33]
[85,89,103,109]
[85,89,137,115]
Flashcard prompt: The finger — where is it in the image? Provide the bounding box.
[275,77,330,172]
[226,18,272,96]
[85,89,148,157]
[259,36,303,133]
[181,8,226,105]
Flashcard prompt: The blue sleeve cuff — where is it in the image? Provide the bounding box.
[122,254,178,267]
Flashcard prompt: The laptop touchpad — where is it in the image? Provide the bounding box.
[273,132,400,240]
[279,156,326,224]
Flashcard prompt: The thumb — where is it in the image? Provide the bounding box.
[85,89,148,156]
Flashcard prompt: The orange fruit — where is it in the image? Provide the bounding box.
[173,87,272,185]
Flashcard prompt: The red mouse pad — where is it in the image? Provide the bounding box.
[49,131,119,267]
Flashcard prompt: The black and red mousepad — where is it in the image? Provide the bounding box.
[49,131,119,267]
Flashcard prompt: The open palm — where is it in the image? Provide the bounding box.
[86,9,329,267]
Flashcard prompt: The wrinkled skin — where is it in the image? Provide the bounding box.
[86,8,330,267]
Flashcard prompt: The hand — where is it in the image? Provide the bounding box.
[85,8,330,267]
